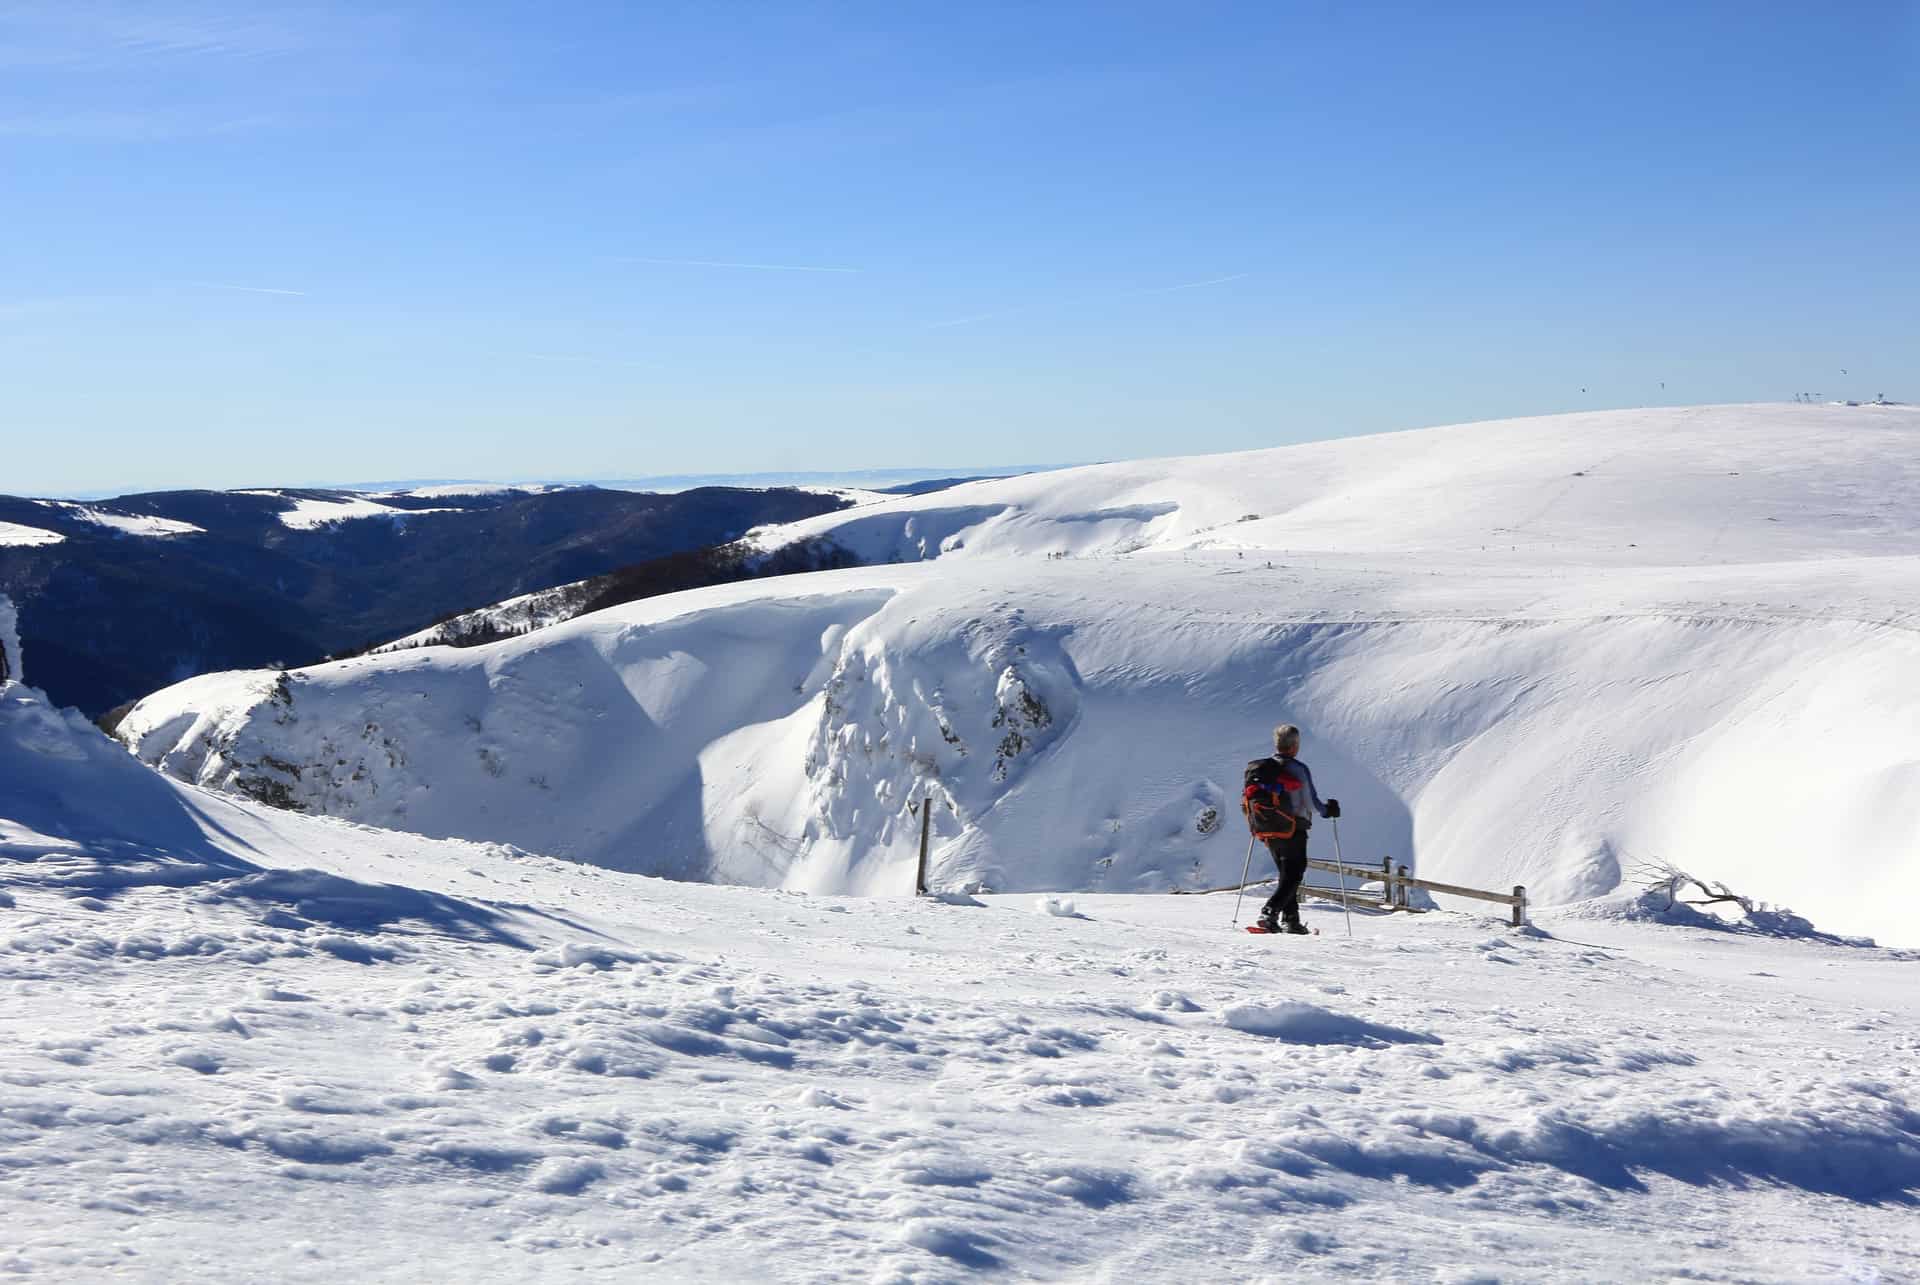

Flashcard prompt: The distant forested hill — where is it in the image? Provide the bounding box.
[0,484,847,715]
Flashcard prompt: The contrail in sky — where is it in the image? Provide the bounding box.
[188,281,307,296]
[623,257,861,273]
[1126,272,1249,295]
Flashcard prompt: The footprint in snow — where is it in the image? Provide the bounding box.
[893,1157,993,1188]
[1041,1164,1137,1208]
[899,1220,1002,1270]
[253,1126,393,1165]
[281,1086,382,1115]
[528,1156,605,1194]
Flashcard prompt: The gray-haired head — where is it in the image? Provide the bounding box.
[1273,723,1300,755]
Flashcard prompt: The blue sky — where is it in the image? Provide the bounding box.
[2,2,1915,495]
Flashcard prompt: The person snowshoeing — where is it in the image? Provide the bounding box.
[1243,724,1340,934]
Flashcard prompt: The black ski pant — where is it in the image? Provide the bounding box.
[1261,828,1309,925]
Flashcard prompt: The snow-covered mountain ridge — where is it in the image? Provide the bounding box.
[749,401,1920,565]
[120,405,1920,946]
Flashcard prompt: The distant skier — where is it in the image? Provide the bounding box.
[1242,724,1340,934]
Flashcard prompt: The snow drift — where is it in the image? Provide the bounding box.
[119,405,1920,944]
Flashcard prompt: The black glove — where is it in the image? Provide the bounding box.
[1324,799,1341,818]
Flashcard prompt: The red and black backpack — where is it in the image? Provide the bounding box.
[1242,757,1299,841]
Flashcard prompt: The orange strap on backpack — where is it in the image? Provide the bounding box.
[1242,784,1297,841]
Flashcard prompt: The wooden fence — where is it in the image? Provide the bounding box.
[1175,856,1528,927]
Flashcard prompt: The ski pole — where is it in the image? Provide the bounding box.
[1329,818,1355,938]
[1231,834,1256,927]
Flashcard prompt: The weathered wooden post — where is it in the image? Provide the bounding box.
[1397,864,1410,910]
[915,794,932,895]
[1512,885,1526,927]
[1380,858,1394,911]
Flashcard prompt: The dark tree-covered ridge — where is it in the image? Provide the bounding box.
[0,485,847,715]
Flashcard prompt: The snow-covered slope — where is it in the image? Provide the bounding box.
[381,482,573,499]
[366,586,571,654]
[234,490,458,529]
[121,405,1920,946]
[8,663,1920,1280]
[0,520,64,547]
[34,500,204,537]
[750,401,1920,566]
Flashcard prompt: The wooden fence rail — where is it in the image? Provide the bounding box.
[1175,854,1528,927]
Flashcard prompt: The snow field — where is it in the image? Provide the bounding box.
[5,847,1918,1280]
[6,675,1920,1280]
[383,483,568,499]
[233,491,457,529]
[121,404,1920,948]
[754,403,1920,567]
[0,520,64,547]
[33,501,204,537]
[124,547,1920,945]
[275,496,458,528]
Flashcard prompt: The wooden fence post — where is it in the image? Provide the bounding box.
[1512,885,1526,927]
[1380,858,1393,910]
[1397,864,1410,910]
[915,794,932,895]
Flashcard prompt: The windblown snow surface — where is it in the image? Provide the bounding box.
[124,404,1920,948]
[7,667,1920,1281]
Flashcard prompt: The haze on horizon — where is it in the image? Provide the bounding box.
[2,1,1915,496]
